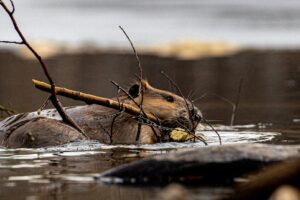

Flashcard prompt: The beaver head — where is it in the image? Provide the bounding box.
[124,80,202,133]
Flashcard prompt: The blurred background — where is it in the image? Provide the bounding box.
[1,2,300,200]
[0,0,300,125]
[2,0,300,47]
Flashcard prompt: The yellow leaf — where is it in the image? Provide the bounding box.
[170,128,193,142]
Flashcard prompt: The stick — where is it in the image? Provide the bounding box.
[118,26,146,141]
[202,118,222,145]
[32,79,157,122]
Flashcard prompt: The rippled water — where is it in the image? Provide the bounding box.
[0,123,289,200]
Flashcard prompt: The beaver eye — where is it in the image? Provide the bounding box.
[165,96,174,103]
[129,84,140,98]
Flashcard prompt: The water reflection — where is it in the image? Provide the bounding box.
[0,124,285,200]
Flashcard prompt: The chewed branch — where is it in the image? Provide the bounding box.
[33,79,207,144]
[0,0,84,134]
[32,79,158,122]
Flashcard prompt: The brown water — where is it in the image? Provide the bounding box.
[0,49,300,199]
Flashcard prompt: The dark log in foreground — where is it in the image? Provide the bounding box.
[100,144,300,185]
[225,156,300,200]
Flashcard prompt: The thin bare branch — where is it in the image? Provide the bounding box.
[0,0,84,134]
[118,26,143,82]
[118,26,145,121]
[175,119,208,145]
[137,115,207,145]
[37,95,51,114]
[98,120,111,143]
[0,40,22,44]
[9,0,14,14]
[109,88,124,144]
[187,88,197,100]
[111,80,160,141]
[202,118,222,145]
[111,81,148,116]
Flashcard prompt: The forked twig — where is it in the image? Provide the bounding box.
[8,0,14,14]
[175,119,208,145]
[160,71,212,144]
[0,0,84,134]
[111,81,147,116]
[111,80,160,141]
[109,89,124,144]
[118,26,146,141]
[136,115,207,145]
[118,26,143,81]
[37,95,51,114]
[0,40,22,44]
[160,71,209,144]
[118,26,144,107]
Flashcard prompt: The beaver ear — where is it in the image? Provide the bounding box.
[129,84,140,98]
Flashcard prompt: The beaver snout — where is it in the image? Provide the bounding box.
[175,106,202,130]
[191,107,202,123]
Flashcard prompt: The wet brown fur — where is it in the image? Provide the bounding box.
[0,80,201,148]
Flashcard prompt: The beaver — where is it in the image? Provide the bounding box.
[0,80,202,148]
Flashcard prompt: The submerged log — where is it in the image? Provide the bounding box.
[100,144,300,185]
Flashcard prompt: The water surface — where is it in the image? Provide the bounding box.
[0,123,295,200]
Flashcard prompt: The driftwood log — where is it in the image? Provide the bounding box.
[100,144,300,185]
[225,156,300,200]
